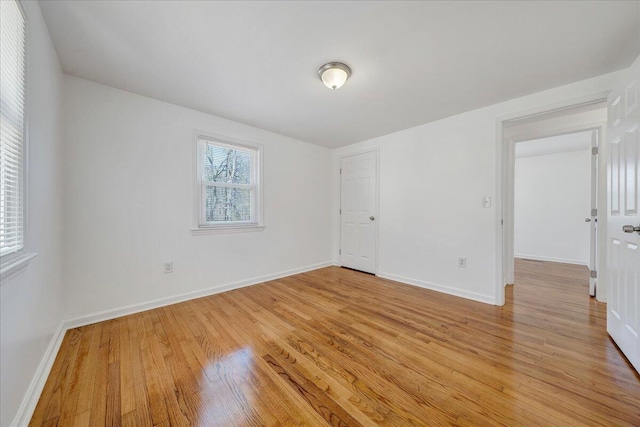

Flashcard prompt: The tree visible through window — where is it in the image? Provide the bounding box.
[198,136,261,227]
[204,144,251,222]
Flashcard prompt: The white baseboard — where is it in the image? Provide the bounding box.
[515,254,589,266]
[65,261,334,329]
[12,321,66,427]
[377,271,496,305]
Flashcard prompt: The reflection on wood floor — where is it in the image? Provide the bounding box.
[30,259,640,426]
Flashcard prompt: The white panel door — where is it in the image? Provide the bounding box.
[340,151,377,274]
[607,54,640,373]
[589,130,598,296]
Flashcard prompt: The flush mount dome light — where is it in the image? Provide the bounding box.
[318,62,351,90]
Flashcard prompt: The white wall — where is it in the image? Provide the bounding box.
[0,1,65,425]
[331,71,621,304]
[514,147,591,265]
[62,76,333,321]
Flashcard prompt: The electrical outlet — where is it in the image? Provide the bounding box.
[458,257,467,268]
[164,261,173,274]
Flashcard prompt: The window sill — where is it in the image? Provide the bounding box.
[191,225,265,236]
[0,252,38,284]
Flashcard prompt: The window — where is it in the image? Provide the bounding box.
[195,134,263,233]
[1,0,27,262]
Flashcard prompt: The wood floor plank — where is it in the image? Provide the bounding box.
[74,324,103,416]
[29,328,81,426]
[126,314,153,425]
[88,320,112,426]
[58,325,99,425]
[139,312,170,426]
[30,260,640,426]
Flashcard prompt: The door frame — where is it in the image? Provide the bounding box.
[339,147,380,275]
[495,92,610,305]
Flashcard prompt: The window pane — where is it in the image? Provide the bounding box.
[205,186,251,222]
[203,142,251,184]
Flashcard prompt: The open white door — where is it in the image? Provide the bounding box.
[589,130,598,296]
[607,54,640,373]
[340,151,377,274]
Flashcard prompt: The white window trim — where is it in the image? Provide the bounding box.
[0,0,36,284]
[191,131,264,235]
[0,252,37,284]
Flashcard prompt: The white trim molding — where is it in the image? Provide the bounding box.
[191,225,265,236]
[0,252,37,284]
[377,271,496,305]
[11,321,66,427]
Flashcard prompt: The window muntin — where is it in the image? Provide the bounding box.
[1,0,27,258]
[198,137,261,227]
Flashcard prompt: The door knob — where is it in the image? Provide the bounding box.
[622,225,640,234]
[369,216,375,221]
[585,218,591,222]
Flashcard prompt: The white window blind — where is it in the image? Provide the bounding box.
[0,0,27,257]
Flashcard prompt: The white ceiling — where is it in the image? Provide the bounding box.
[39,1,640,148]
[516,131,593,158]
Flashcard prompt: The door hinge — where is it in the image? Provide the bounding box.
[501,219,504,225]
[591,208,597,216]
[340,168,342,174]
[339,208,341,214]
[339,249,341,255]
[590,270,597,279]
[592,147,599,155]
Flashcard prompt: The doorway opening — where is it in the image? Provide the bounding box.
[514,130,598,294]
[499,100,608,303]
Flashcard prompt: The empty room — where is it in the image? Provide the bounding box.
[2,1,640,426]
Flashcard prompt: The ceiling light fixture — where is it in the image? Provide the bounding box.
[318,62,351,90]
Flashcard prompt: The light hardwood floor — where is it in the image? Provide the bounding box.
[30,259,640,426]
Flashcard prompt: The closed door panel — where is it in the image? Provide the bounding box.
[341,151,377,274]
[625,125,638,215]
